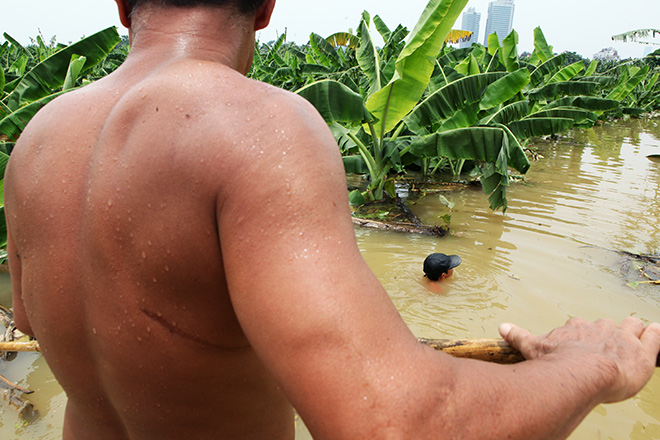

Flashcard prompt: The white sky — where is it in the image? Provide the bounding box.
[4,0,660,60]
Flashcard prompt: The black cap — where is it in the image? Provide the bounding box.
[423,253,461,281]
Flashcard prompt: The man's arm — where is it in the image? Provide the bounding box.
[217,90,660,439]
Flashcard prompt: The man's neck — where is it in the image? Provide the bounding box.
[125,5,255,74]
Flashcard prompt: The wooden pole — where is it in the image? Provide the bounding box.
[0,341,40,352]
[0,339,658,367]
[419,338,660,367]
[419,338,524,364]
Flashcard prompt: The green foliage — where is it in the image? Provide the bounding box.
[261,3,651,212]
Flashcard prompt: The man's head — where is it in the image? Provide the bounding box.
[115,0,274,32]
[423,253,461,281]
[125,0,267,15]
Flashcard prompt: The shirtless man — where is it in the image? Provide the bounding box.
[4,1,660,439]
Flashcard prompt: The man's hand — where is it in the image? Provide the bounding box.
[499,317,660,404]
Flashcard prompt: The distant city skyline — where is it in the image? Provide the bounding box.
[483,0,516,46]
[459,7,481,49]
[5,1,660,60]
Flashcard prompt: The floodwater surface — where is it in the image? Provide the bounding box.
[1,118,660,439]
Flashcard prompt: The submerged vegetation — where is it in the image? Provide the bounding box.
[1,0,660,245]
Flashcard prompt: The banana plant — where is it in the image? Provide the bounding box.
[299,0,471,204]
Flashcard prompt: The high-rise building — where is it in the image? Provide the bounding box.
[483,0,515,47]
[459,7,481,49]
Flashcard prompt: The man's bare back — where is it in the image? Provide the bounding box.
[5,1,660,440]
[5,6,300,438]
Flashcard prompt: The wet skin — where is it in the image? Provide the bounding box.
[5,4,295,439]
[5,2,660,440]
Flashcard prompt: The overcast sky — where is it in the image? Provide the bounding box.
[4,0,660,60]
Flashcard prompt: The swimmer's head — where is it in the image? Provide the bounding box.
[423,253,461,281]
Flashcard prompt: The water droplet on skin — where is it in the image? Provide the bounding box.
[152,277,157,283]
[107,199,113,207]
[92,328,97,334]
[141,251,147,259]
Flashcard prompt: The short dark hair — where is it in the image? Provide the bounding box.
[127,0,266,15]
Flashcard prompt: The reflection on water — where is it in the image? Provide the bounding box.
[3,119,660,439]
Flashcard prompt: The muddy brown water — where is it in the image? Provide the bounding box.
[2,118,660,439]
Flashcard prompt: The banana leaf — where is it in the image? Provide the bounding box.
[530,54,565,86]
[437,47,473,66]
[300,64,333,75]
[309,33,342,69]
[499,30,520,73]
[455,54,481,76]
[356,21,382,97]
[406,72,506,133]
[62,55,87,91]
[410,125,528,172]
[409,125,529,211]
[296,80,372,125]
[0,90,69,142]
[507,117,574,139]
[526,107,598,125]
[584,60,598,77]
[607,65,650,102]
[487,33,500,57]
[266,33,286,60]
[436,102,480,132]
[381,24,409,63]
[543,96,620,112]
[428,65,464,93]
[326,32,359,49]
[485,48,505,73]
[533,27,554,64]
[547,61,584,83]
[2,33,30,59]
[3,27,120,111]
[373,15,392,42]
[366,0,469,137]
[480,100,530,125]
[445,30,474,44]
[577,75,616,88]
[527,81,599,100]
[479,68,530,110]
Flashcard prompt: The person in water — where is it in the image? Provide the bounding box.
[4,0,660,439]
[423,253,462,281]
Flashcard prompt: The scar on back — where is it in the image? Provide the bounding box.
[140,307,250,351]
